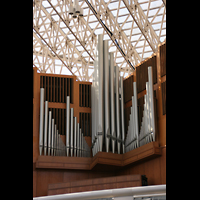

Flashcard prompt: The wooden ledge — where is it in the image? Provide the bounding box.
[48,174,143,195]
[36,156,92,170]
[36,142,161,170]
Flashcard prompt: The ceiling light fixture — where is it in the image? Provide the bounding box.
[69,0,83,18]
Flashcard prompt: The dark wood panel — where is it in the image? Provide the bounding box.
[39,75,74,103]
[160,43,166,77]
[79,112,91,137]
[79,84,91,108]
[48,174,142,195]
[138,96,144,131]
[136,56,157,93]
[123,75,133,103]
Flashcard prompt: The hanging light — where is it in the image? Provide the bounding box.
[68,0,83,18]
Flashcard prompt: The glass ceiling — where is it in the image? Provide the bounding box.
[33,0,166,81]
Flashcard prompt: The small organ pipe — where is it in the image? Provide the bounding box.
[39,88,44,156]
[44,101,48,156]
[48,111,52,156]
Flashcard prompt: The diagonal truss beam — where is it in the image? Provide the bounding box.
[46,0,95,61]
[84,0,142,71]
[33,27,77,78]
[33,1,89,67]
[122,0,159,52]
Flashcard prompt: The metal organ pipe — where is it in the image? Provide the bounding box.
[39,88,44,156]
[77,123,80,157]
[54,124,57,156]
[44,101,48,156]
[109,52,116,154]
[120,76,125,154]
[115,65,121,154]
[97,34,104,152]
[70,108,74,157]
[66,96,70,156]
[74,117,77,157]
[38,88,89,158]
[51,118,54,156]
[133,82,139,148]
[48,111,52,156]
[103,40,110,153]
[148,66,155,141]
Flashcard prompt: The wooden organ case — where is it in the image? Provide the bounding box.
[33,42,166,197]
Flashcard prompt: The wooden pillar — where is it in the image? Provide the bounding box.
[156,44,166,146]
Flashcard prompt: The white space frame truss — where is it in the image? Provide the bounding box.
[33,0,166,81]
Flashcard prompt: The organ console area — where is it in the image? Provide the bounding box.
[33,40,166,197]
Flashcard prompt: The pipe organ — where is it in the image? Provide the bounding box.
[125,67,155,153]
[39,90,91,157]
[91,34,126,155]
[91,34,156,155]
[37,35,158,158]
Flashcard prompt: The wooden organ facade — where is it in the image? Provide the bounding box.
[33,42,166,197]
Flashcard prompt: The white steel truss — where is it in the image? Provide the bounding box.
[33,0,166,81]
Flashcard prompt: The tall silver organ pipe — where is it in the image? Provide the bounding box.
[109,52,116,154]
[148,66,155,141]
[51,118,54,156]
[66,96,70,156]
[103,39,110,153]
[44,101,48,156]
[97,34,104,152]
[39,88,44,155]
[133,82,139,148]
[79,128,82,157]
[54,124,57,156]
[120,76,125,154]
[70,108,74,157]
[115,65,121,154]
[48,111,52,156]
[77,123,80,157]
[56,130,59,156]
[74,117,77,157]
